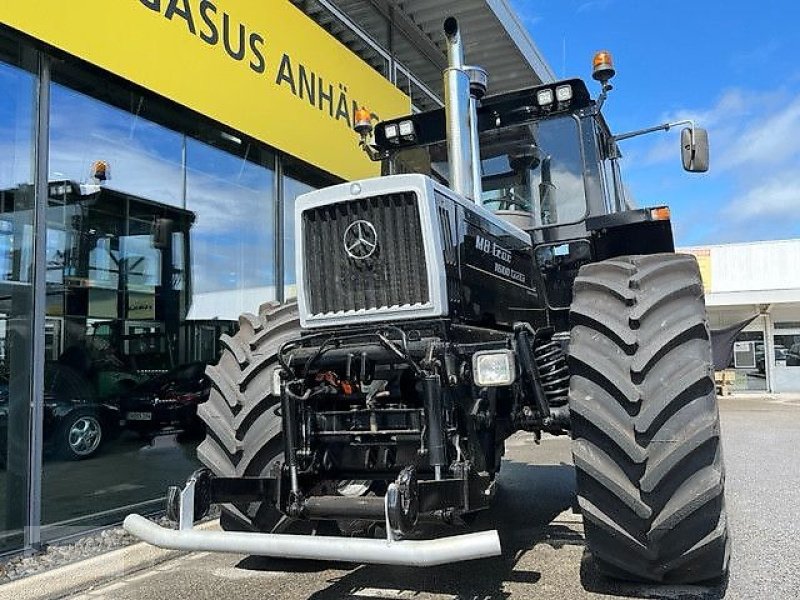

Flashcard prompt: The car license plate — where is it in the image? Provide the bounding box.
[126,411,153,421]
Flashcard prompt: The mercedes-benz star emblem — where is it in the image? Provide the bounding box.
[343,220,378,260]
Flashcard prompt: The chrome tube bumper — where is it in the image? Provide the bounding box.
[124,476,502,566]
[123,514,502,566]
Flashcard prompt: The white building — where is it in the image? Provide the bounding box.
[682,239,800,393]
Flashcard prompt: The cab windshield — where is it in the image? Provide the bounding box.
[392,114,587,228]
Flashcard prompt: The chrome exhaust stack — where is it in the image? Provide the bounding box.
[443,17,475,201]
[443,17,487,203]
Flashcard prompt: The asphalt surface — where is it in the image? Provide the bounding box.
[69,396,800,599]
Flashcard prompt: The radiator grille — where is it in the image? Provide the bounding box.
[302,193,429,316]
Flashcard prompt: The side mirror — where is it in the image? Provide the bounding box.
[681,127,709,173]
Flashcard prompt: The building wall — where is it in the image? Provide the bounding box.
[683,240,800,394]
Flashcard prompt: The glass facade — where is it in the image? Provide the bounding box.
[0,37,36,552]
[771,323,800,393]
[0,28,335,553]
[729,331,768,392]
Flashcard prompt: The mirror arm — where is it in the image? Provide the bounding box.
[613,119,695,143]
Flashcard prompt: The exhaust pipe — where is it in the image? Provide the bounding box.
[443,18,487,203]
[443,17,475,201]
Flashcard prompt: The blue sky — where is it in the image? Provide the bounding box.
[510,0,800,246]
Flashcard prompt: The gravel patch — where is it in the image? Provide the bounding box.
[0,508,220,584]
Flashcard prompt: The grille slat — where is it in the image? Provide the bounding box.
[302,193,428,316]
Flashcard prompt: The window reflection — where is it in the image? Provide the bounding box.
[38,69,283,539]
[49,84,184,207]
[42,175,202,535]
[185,139,275,318]
[0,52,36,552]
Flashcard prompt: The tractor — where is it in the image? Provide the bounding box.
[125,17,729,584]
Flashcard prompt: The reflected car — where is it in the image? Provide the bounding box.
[787,344,800,367]
[756,345,787,373]
[118,362,210,439]
[57,342,150,399]
[0,364,120,465]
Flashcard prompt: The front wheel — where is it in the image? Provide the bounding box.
[197,302,299,533]
[568,254,730,583]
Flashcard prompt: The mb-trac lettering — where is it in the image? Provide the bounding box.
[125,17,729,583]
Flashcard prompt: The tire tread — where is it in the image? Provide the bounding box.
[569,253,729,583]
[197,303,300,531]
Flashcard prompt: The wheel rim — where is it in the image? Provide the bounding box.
[68,416,102,456]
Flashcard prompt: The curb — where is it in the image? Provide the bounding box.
[0,520,220,600]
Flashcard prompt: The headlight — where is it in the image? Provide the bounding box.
[536,88,554,106]
[472,350,516,387]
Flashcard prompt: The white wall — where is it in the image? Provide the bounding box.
[705,239,800,294]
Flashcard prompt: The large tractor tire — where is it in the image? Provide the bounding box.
[197,302,300,533]
[568,254,730,583]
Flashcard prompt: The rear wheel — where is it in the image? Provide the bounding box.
[568,254,730,583]
[197,302,299,533]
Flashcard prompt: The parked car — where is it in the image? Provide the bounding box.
[0,363,120,465]
[756,344,788,373]
[117,362,210,439]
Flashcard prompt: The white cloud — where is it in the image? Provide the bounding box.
[718,99,800,171]
[577,0,614,13]
[652,89,800,172]
[727,171,800,220]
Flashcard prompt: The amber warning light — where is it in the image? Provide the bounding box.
[592,50,615,84]
[354,106,373,136]
[90,160,110,182]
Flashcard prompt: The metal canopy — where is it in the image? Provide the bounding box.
[331,0,555,98]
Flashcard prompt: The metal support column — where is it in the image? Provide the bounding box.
[26,51,51,552]
[763,307,776,393]
[274,155,285,304]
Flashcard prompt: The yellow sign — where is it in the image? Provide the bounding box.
[1,0,411,180]
[688,248,712,292]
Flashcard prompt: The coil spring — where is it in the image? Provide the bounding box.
[533,338,569,406]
